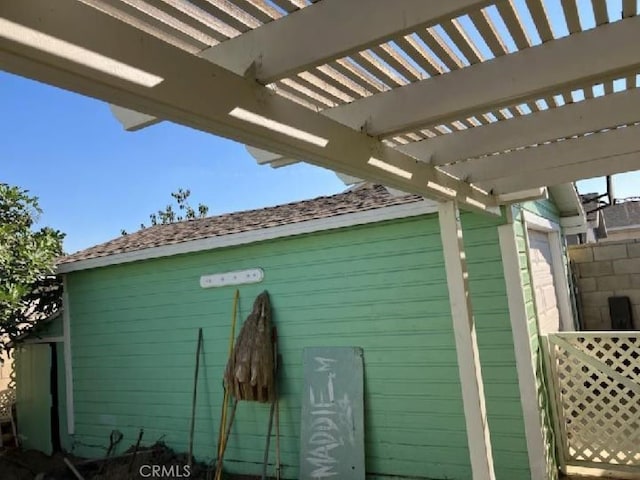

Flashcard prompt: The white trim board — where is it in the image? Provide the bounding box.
[498,223,547,480]
[62,275,75,435]
[57,201,438,273]
[438,201,496,480]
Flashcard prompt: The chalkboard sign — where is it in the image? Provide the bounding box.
[299,347,365,479]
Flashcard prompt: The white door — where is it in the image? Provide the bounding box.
[528,230,561,335]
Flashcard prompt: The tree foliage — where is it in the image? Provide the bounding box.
[122,188,209,235]
[0,184,64,352]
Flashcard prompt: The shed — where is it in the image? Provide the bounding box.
[13,310,72,454]
[20,183,583,479]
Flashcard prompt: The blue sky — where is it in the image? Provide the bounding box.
[2,0,640,253]
[1,72,345,253]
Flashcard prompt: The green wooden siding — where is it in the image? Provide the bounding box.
[66,215,473,479]
[460,210,531,480]
[512,198,562,480]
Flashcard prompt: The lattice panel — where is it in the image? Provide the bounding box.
[549,334,640,467]
[567,335,640,382]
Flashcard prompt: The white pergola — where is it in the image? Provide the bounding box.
[2,0,638,213]
[2,2,638,479]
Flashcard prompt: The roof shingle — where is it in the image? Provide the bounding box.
[603,201,640,229]
[59,184,423,265]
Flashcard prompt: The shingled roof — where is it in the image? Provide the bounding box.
[59,184,424,266]
[603,201,640,229]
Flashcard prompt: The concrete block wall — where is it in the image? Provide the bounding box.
[569,239,640,330]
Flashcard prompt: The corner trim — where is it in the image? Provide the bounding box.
[57,201,438,273]
[62,275,75,435]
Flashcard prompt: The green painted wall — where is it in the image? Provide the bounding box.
[66,215,473,479]
[460,210,531,480]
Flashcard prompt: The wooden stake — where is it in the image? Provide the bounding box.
[261,400,276,480]
[188,328,203,467]
[214,399,238,480]
[217,291,239,453]
[63,458,85,480]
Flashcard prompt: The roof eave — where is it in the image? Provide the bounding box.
[57,200,438,274]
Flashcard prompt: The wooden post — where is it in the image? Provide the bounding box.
[438,201,495,480]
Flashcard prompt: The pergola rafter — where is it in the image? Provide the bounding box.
[0,0,497,211]
[398,87,640,167]
[467,124,640,192]
[486,150,640,195]
[324,15,640,136]
[1,0,639,209]
[200,0,493,81]
[5,3,640,478]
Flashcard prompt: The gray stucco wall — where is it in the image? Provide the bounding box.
[569,239,640,330]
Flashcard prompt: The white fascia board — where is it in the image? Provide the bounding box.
[57,201,438,274]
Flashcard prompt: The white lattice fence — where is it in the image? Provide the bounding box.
[544,333,640,474]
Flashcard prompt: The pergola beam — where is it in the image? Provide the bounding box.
[324,15,640,136]
[200,0,493,82]
[463,124,640,193]
[399,87,640,166]
[0,0,496,211]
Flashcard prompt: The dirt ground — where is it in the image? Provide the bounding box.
[0,443,268,480]
[1,447,618,480]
